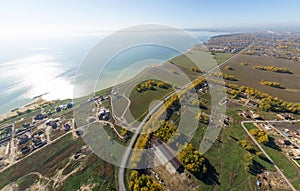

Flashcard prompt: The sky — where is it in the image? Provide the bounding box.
[0,0,300,39]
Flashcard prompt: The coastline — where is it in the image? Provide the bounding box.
[0,33,222,124]
[0,96,50,123]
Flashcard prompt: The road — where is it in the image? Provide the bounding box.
[241,120,297,191]
[118,45,252,191]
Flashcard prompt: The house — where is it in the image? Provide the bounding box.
[66,102,73,108]
[32,137,46,148]
[277,113,294,120]
[262,124,272,130]
[46,119,58,129]
[21,146,30,155]
[247,100,259,108]
[240,111,251,118]
[17,134,29,145]
[55,107,61,112]
[282,131,292,138]
[98,108,110,121]
[251,113,264,120]
[76,130,83,136]
[22,123,30,128]
[34,113,47,120]
[64,124,71,131]
[153,140,183,174]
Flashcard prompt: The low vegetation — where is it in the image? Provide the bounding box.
[253,65,291,73]
[225,65,234,70]
[240,62,249,66]
[260,79,281,88]
[135,80,171,93]
[212,72,238,81]
[226,83,300,113]
[190,67,202,73]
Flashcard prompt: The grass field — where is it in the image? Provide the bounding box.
[16,174,40,190]
[221,55,300,102]
[60,154,116,191]
[128,88,173,121]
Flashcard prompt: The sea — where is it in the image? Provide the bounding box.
[0,31,227,115]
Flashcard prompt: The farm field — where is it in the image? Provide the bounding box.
[221,55,300,102]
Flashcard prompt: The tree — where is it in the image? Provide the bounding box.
[178,144,207,175]
[250,129,269,144]
[129,170,162,191]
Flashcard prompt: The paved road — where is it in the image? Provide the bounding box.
[241,120,297,191]
[118,45,252,191]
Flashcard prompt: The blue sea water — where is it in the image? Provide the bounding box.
[0,31,227,115]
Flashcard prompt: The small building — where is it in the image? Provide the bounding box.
[76,130,83,136]
[55,107,61,112]
[248,100,259,108]
[98,108,110,121]
[17,134,29,145]
[21,146,30,155]
[282,131,292,138]
[66,102,73,108]
[64,124,71,131]
[262,124,271,130]
[153,140,183,175]
[277,113,294,120]
[46,119,58,129]
[22,123,30,128]
[251,113,264,120]
[34,113,47,120]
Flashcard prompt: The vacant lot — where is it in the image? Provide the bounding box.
[221,55,300,102]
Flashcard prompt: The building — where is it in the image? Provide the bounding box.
[153,140,183,174]
[98,108,110,121]
[262,124,271,130]
[277,113,294,120]
[34,113,47,120]
[66,102,73,108]
[64,123,71,131]
[251,113,264,120]
[17,134,29,145]
[247,100,259,108]
[282,131,292,138]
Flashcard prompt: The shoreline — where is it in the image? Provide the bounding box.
[0,35,219,124]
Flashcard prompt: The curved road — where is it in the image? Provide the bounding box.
[118,46,252,191]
